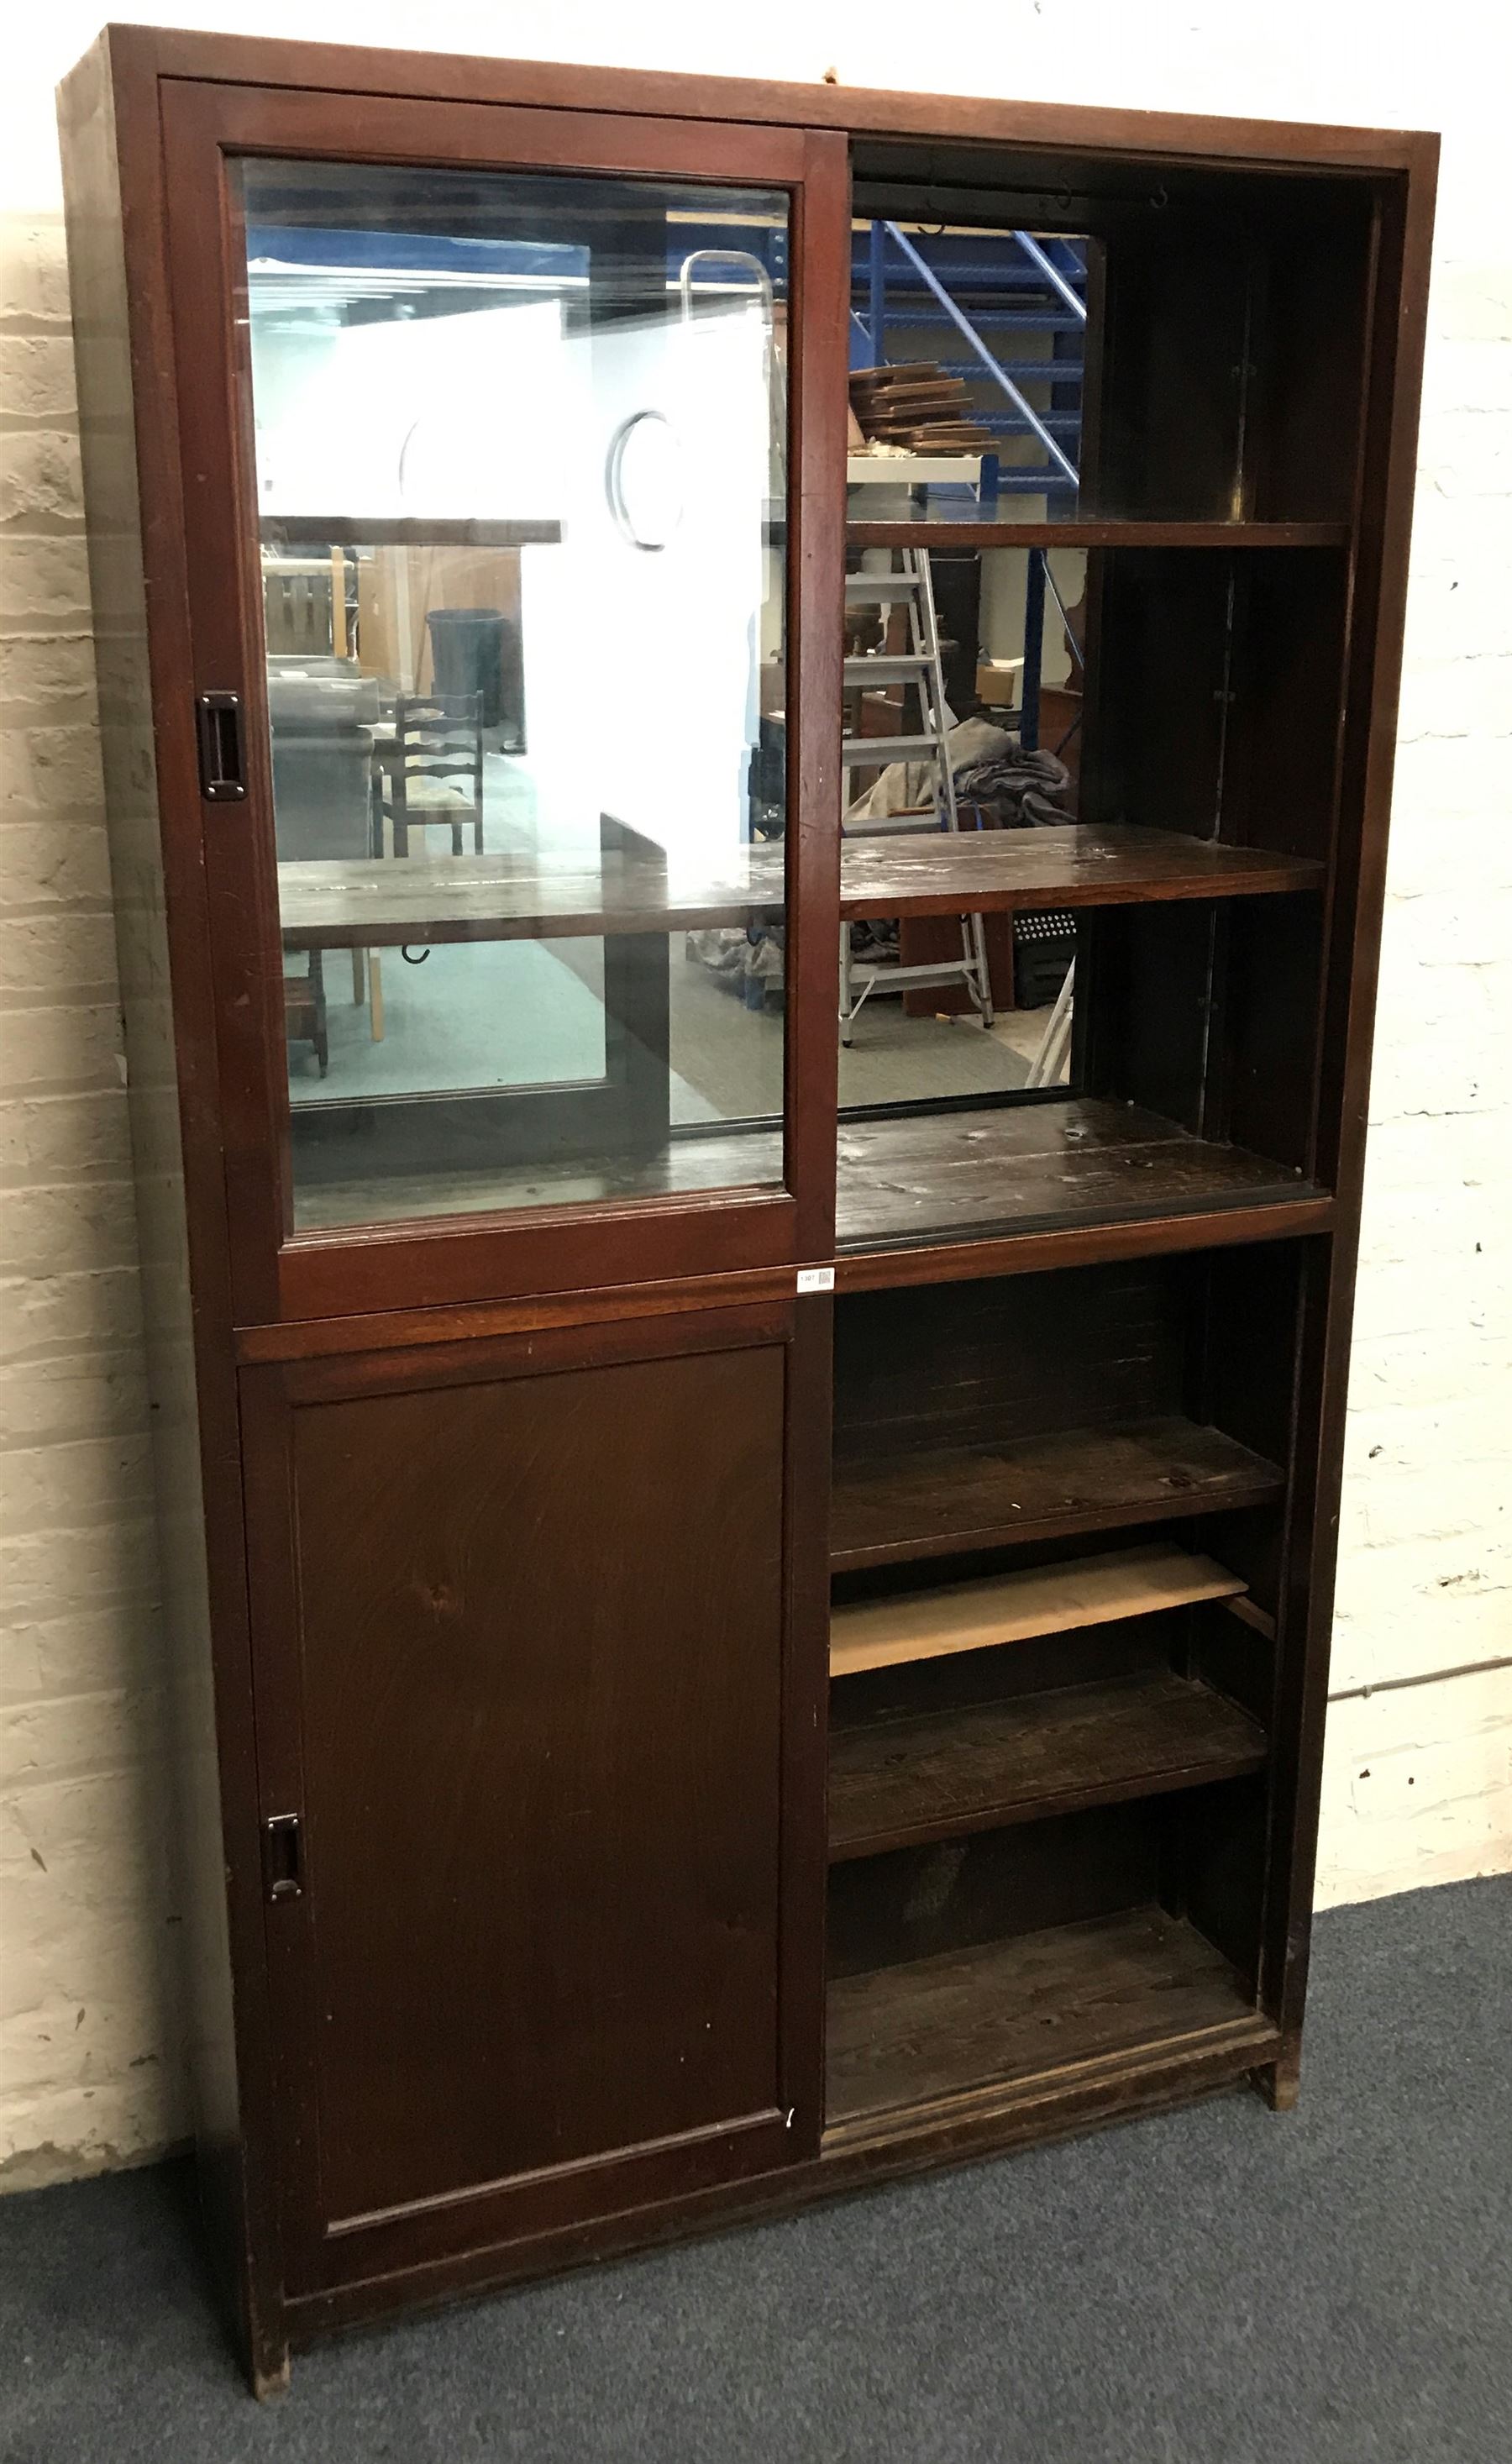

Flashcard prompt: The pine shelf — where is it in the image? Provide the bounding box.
[829,1542,1247,1679]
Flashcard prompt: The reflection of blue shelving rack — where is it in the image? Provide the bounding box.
[851,223,1087,499]
[851,222,1088,754]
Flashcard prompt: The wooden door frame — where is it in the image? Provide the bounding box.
[158,77,849,1329]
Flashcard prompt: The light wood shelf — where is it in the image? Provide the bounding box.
[828,1542,1246,1678]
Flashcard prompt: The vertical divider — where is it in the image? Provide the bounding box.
[782,1290,836,2146]
[783,133,851,1266]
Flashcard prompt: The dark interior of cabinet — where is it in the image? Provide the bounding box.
[832,1244,1304,1557]
[826,1785,1268,2128]
[824,1247,1305,2132]
[1072,547,1347,1179]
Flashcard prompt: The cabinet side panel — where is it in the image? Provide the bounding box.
[57,39,281,2385]
[1263,157,1438,2061]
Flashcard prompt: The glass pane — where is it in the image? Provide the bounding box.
[240,160,788,1228]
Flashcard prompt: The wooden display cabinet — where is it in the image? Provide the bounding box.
[59,25,1435,2393]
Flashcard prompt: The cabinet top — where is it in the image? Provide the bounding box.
[73,24,1438,181]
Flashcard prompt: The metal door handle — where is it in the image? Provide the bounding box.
[196,691,248,801]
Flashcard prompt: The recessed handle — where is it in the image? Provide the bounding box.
[196,691,248,801]
[262,1812,303,1902]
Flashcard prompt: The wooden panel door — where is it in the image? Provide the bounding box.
[243,1303,823,2291]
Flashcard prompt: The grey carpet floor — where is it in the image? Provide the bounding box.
[2,1874,1509,2463]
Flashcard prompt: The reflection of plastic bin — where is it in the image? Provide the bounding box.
[426,607,525,743]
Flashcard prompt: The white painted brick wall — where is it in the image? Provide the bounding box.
[1,0,1509,2188]
[0,201,182,2190]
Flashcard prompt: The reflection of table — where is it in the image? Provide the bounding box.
[278,844,785,949]
[282,819,703,1194]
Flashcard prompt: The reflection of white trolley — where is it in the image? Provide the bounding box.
[838,550,994,1045]
[679,249,785,494]
[1026,954,1074,1086]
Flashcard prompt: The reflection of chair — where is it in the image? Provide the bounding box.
[285,949,328,1076]
[267,661,382,1048]
[379,692,484,857]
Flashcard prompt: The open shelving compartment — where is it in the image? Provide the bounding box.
[823,1239,1304,2141]
[832,130,1373,1266]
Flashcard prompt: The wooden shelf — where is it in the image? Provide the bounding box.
[838,827,1321,916]
[836,1098,1321,1251]
[845,516,1350,550]
[829,1669,1268,1860]
[831,1415,1284,1570]
[829,1542,1245,1679]
[280,825,1319,953]
[826,1905,1259,2130]
[291,1101,1320,1251]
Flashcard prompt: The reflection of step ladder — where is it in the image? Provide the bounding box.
[838,549,994,1045]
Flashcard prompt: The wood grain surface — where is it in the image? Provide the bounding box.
[828,1542,1246,1677]
[830,1415,1285,1568]
[826,1904,1256,2123]
[276,826,1321,948]
[835,1098,1318,1248]
[828,1668,1268,1858]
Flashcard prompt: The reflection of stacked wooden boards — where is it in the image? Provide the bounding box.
[849,363,994,454]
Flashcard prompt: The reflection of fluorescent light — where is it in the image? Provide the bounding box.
[245,260,591,316]
[247,260,770,307]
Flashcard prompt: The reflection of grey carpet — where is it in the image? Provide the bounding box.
[670,949,1031,1124]
[3,1877,1507,2458]
[290,939,610,1101]
[291,912,1034,1124]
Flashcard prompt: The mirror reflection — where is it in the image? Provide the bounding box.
[244,160,790,1229]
